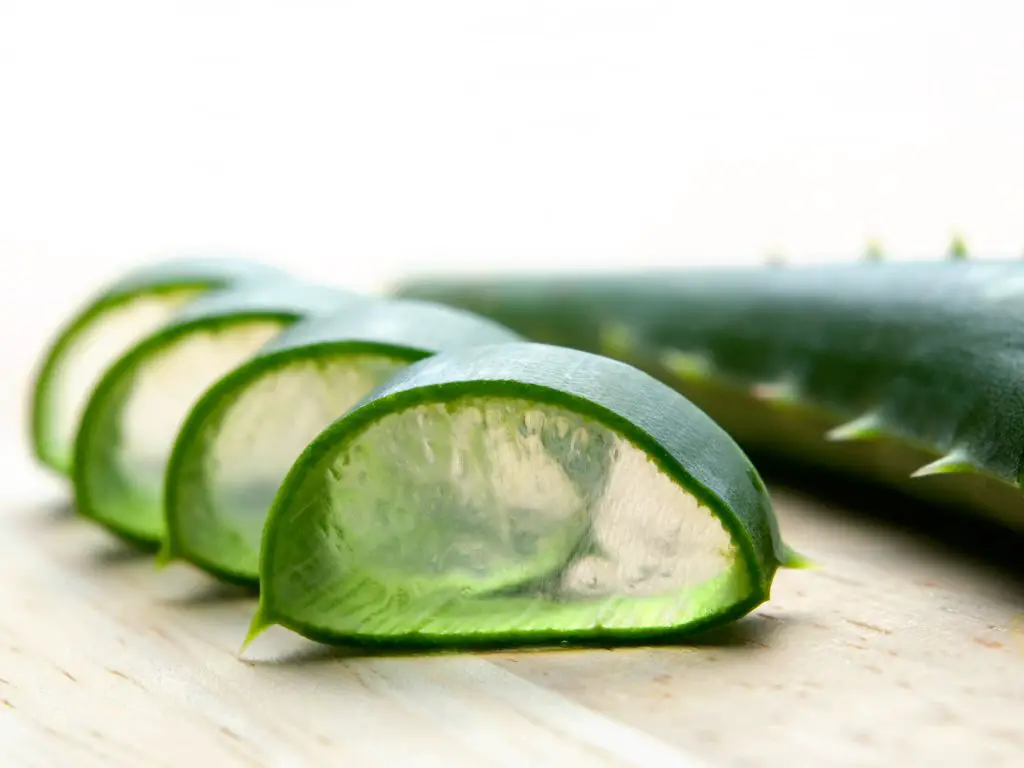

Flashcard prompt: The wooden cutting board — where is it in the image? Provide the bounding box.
[2,456,1021,767]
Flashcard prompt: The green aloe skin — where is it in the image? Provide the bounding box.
[72,280,358,547]
[160,299,523,585]
[247,343,804,650]
[29,257,285,476]
[395,257,1024,534]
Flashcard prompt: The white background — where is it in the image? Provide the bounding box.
[2,0,1023,470]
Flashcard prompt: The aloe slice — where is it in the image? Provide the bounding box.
[29,257,285,476]
[247,343,799,650]
[72,280,356,546]
[161,299,521,584]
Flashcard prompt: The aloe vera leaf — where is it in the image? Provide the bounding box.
[247,342,798,650]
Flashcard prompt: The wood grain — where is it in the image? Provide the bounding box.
[2,457,1021,768]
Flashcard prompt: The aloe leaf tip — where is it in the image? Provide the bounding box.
[779,545,818,570]
[241,606,274,653]
[154,543,176,570]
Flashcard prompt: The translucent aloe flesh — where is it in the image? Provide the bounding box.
[162,300,521,584]
[248,343,799,649]
[72,281,355,545]
[29,258,284,475]
[395,260,1024,533]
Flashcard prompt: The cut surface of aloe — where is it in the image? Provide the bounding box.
[30,258,284,476]
[73,281,355,546]
[162,299,520,584]
[249,343,797,649]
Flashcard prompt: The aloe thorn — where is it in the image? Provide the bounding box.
[598,323,640,359]
[749,379,800,407]
[948,234,969,260]
[824,412,887,442]
[910,448,979,478]
[863,239,885,262]
[659,349,713,382]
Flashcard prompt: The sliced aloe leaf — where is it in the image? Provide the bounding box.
[72,280,357,546]
[161,299,521,584]
[248,343,798,650]
[29,257,284,476]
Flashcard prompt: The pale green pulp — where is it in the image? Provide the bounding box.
[261,397,748,640]
[36,288,203,473]
[168,354,410,577]
[77,320,286,541]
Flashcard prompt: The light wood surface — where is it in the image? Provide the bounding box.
[2,448,1022,767]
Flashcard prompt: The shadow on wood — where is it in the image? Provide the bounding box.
[755,453,1024,589]
[86,537,155,566]
[249,609,792,666]
[161,580,259,606]
[18,498,77,526]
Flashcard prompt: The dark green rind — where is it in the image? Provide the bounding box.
[395,261,1024,534]
[73,281,358,545]
[162,299,522,584]
[29,257,285,475]
[250,342,789,649]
